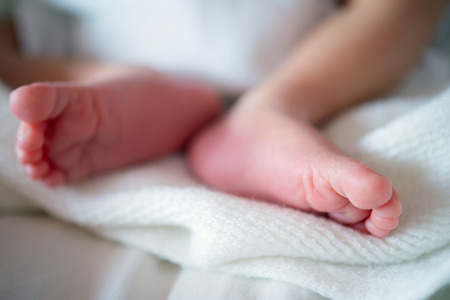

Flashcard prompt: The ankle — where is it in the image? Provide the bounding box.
[235,87,314,124]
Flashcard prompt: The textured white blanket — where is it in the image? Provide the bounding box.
[1,50,450,300]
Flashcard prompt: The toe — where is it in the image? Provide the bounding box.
[365,218,392,238]
[328,202,371,224]
[370,213,399,231]
[367,191,401,233]
[339,163,393,210]
[373,190,402,218]
[10,83,58,123]
[24,161,50,179]
[16,146,43,164]
[16,123,45,152]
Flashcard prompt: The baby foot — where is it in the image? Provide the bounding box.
[188,99,401,238]
[10,68,221,186]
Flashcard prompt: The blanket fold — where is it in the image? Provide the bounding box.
[1,50,450,300]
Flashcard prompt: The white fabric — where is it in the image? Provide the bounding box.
[1,50,450,300]
[0,216,180,300]
[0,216,326,300]
[14,0,336,93]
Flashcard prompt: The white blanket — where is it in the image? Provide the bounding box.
[1,50,450,300]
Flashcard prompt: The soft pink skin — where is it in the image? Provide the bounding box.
[10,69,401,238]
[188,100,402,237]
[10,68,222,186]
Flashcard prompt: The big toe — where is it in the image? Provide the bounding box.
[10,83,58,123]
[337,163,393,210]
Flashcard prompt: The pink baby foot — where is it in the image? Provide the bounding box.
[10,69,221,186]
[189,101,401,237]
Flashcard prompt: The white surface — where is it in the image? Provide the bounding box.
[1,50,450,300]
[15,0,335,93]
[0,216,179,299]
[0,216,325,300]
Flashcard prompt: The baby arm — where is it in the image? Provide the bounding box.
[250,0,447,123]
